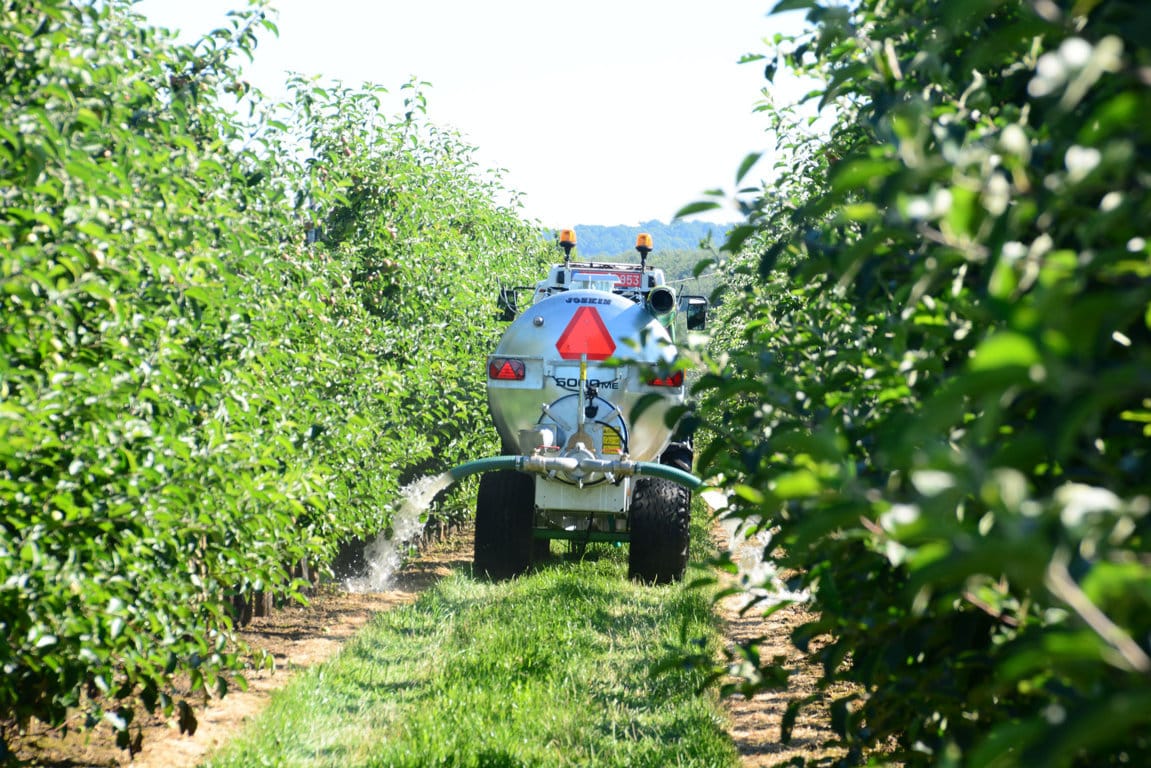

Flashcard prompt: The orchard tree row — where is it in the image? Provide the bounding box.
[0,0,546,750]
[694,0,1151,765]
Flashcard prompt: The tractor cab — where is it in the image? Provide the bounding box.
[497,229,708,334]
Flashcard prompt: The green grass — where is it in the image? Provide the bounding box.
[203,513,738,768]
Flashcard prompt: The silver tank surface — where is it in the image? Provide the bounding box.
[486,286,682,467]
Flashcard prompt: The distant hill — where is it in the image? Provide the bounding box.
[545,219,733,259]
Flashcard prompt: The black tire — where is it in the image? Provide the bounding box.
[532,537,551,563]
[473,469,535,580]
[660,441,694,474]
[628,476,691,584]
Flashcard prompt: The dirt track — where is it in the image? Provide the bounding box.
[11,523,841,767]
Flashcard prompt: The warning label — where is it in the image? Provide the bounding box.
[601,427,623,455]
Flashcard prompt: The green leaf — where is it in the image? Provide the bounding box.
[674,200,721,218]
[733,484,766,505]
[944,185,979,238]
[735,152,763,184]
[829,157,899,194]
[772,470,822,499]
[771,0,817,13]
[969,331,1040,371]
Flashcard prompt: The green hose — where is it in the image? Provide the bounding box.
[448,455,522,481]
[629,461,704,491]
[447,455,521,483]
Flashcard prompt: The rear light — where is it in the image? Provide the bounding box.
[647,370,684,387]
[488,358,526,381]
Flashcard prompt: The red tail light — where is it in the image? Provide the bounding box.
[647,370,684,387]
[488,358,526,381]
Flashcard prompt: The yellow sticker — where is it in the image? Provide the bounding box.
[601,427,622,455]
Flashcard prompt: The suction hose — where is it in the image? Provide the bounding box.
[448,454,703,491]
[447,455,520,483]
[628,461,703,490]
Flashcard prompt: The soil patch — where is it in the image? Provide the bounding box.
[711,517,848,767]
[718,597,846,766]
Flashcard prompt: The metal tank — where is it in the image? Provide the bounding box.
[486,282,683,468]
[462,229,708,584]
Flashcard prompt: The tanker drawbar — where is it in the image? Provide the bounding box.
[460,228,709,583]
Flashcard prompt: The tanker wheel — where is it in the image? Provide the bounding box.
[628,476,691,584]
[660,441,694,474]
[473,468,534,580]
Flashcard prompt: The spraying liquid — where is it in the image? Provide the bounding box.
[709,490,809,611]
[344,471,457,592]
[721,513,809,610]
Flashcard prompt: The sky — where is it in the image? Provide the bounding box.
[135,1,808,228]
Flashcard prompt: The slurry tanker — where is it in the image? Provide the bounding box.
[449,229,708,583]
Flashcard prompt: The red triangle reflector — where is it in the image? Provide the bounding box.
[555,306,616,361]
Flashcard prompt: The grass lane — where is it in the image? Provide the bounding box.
[203,517,738,767]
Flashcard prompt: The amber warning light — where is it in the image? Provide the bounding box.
[559,228,577,262]
[635,233,653,253]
